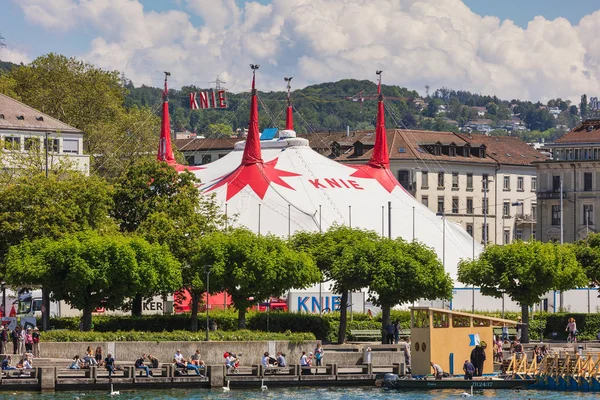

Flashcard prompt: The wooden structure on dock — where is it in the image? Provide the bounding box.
[410,307,517,376]
[505,349,600,392]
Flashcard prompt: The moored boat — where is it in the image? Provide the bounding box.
[382,373,535,390]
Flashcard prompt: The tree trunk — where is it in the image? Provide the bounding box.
[132,294,143,317]
[381,304,391,344]
[190,290,200,332]
[337,290,349,344]
[81,306,93,331]
[238,307,247,329]
[521,303,529,344]
[41,288,50,331]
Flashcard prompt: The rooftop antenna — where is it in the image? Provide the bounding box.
[284,77,293,106]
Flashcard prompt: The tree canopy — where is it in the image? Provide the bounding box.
[458,241,586,342]
[195,228,321,329]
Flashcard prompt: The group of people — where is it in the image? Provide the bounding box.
[261,351,287,368]
[384,321,405,344]
[173,349,205,376]
[1,353,34,375]
[0,325,41,357]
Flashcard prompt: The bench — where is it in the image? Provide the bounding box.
[350,330,382,340]
[399,330,411,338]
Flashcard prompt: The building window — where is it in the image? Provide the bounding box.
[503,229,510,245]
[516,229,523,240]
[584,204,594,225]
[503,175,510,191]
[466,173,473,190]
[482,174,489,191]
[479,147,486,158]
[517,176,524,191]
[3,136,20,150]
[452,197,459,214]
[434,146,441,156]
[46,138,59,153]
[463,147,470,157]
[398,170,410,190]
[466,223,473,237]
[552,175,561,192]
[531,176,537,191]
[449,146,456,157]
[437,196,444,214]
[481,223,489,243]
[503,201,510,217]
[219,153,227,159]
[531,203,537,219]
[421,171,429,188]
[452,172,459,189]
[482,198,488,215]
[422,196,429,207]
[551,205,561,226]
[584,172,593,192]
[185,156,195,165]
[201,154,212,165]
[63,139,79,154]
[466,198,473,214]
[438,172,444,188]
[24,137,40,151]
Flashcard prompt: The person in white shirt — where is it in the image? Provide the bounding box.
[300,351,311,375]
[174,349,184,364]
[430,362,444,380]
[261,352,271,367]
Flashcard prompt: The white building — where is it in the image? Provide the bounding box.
[0,93,89,175]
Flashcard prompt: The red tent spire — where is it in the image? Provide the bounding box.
[284,76,293,130]
[241,64,263,166]
[367,70,389,169]
[157,71,176,164]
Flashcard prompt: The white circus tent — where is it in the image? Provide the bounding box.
[183,68,482,285]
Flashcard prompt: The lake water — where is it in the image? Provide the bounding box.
[3,387,598,399]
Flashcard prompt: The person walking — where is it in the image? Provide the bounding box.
[566,318,577,343]
[32,327,40,358]
[393,321,400,344]
[385,323,395,344]
[11,326,20,355]
[314,344,324,366]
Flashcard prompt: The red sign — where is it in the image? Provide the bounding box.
[190,90,227,110]
[308,178,364,190]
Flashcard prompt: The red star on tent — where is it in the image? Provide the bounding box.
[350,165,401,194]
[206,158,300,201]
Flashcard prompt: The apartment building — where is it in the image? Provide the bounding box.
[325,130,544,245]
[536,119,600,242]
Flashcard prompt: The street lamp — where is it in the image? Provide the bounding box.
[204,265,212,342]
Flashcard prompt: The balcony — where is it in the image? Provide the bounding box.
[537,191,566,200]
[515,213,536,224]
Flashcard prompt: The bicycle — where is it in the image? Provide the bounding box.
[567,330,578,343]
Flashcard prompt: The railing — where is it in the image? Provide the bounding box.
[515,213,536,223]
[537,191,567,200]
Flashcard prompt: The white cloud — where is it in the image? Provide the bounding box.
[0,47,31,64]
[13,0,600,102]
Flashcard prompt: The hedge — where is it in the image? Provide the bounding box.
[40,329,315,343]
[44,310,598,342]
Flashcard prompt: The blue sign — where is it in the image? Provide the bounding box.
[297,296,341,313]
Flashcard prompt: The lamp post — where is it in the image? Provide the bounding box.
[436,211,446,270]
[204,265,212,342]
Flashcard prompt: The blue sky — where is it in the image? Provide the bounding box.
[1,0,600,101]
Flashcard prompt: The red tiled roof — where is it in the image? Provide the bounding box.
[554,119,600,144]
[0,93,81,133]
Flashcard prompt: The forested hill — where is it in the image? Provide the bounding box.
[125,78,583,141]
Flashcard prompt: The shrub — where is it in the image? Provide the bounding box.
[40,329,315,343]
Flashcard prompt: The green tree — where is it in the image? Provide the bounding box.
[581,94,588,121]
[0,173,114,329]
[458,241,586,343]
[196,228,320,329]
[573,233,600,289]
[112,160,215,316]
[292,226,377,344]
[369,238,453,340]
[206,123,234,138]
[6,231,177,330]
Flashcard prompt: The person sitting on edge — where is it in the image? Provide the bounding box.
[300,351,311,375]
[22,354,33,370]
[174,349,184,364]
[190,349,205,367]
[463,359,475,380]
[68,355,83,370]
[184,360,203,375]
[430,362,444,380]
[262,352,271,367]
[135,354,152,377]
[225,352,239,371]
[2,355,16,371]
[276,352,286,368]
[105,353,115,378]
[147,354,159,369]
